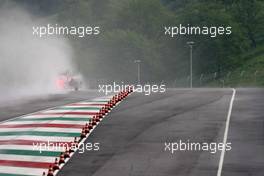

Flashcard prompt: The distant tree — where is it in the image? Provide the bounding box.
[232,0,264,48]
[175,1,248,74]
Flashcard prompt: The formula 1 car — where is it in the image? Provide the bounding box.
[56,72,82,91]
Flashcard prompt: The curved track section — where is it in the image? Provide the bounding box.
[0,90,133,176]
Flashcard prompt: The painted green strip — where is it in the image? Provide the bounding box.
[0,173,34,176]
[12,117,91,121]
[93,100,108,102]
[0,149,61,157]
[0,131,80,137]
[54,107,101,110]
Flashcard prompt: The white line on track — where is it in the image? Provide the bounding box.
[0,135,75,142]
[0,154,55,163]
[217,88,236,176]
[0,144,65,152]
[0,166,45,176]
[0,127,81,133]
[42,109,100,113]
[57,105,104,108]
[3,120,88,125]
[21,114,94,118]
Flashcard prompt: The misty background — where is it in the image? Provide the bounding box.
[0,5,74,101]
[0,0,263,96]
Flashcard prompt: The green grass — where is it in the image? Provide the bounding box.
[205,45,264,87]
[226,45,264,87]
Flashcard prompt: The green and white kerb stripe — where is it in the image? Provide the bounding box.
[0,95,115,176]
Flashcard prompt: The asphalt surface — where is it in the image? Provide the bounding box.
[222,89,264,176]
[0,88,263,176]
[0,90,107,122]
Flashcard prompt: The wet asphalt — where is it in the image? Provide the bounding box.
[0,88,263,176]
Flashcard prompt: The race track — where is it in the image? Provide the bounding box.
[0,91,106,122]
[0,88,263,176]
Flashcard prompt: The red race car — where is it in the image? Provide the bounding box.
[56,72,82,91]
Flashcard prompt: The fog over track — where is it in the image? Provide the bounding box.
[0,6,74,103]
